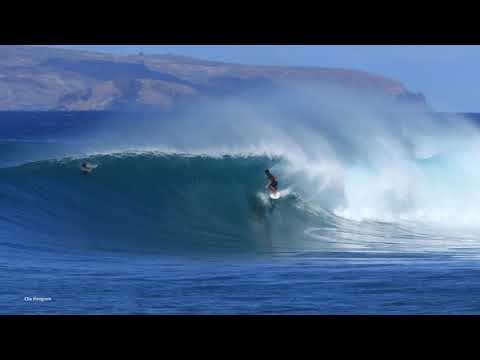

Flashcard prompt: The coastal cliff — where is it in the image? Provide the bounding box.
[0,46,429,111]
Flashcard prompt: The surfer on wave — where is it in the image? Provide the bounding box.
[265,169,279,197]
[81,162,96,175]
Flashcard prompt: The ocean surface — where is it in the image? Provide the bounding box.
[3,108,480,314]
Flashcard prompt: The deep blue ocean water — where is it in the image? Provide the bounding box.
[2,111,480,314]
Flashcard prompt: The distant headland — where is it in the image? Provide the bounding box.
[0,45,429,111]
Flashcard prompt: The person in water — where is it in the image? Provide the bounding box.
[265,169,278,194]
[81,162,93,175]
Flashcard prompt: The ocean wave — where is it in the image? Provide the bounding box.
[3,89,480,255]
[0,153,330,253]
[2,150,480,255]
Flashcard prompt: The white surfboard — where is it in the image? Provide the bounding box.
[269,191,281,200]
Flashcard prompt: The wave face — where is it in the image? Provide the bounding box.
[1,152,334,253]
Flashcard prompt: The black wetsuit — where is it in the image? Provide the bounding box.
[269,176,278,191]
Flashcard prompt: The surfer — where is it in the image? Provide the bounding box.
[80,162,95,175]
[265,169,278,196]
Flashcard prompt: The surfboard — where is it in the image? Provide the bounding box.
[269,191,281,200]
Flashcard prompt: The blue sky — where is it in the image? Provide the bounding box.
[46,45,480,112]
